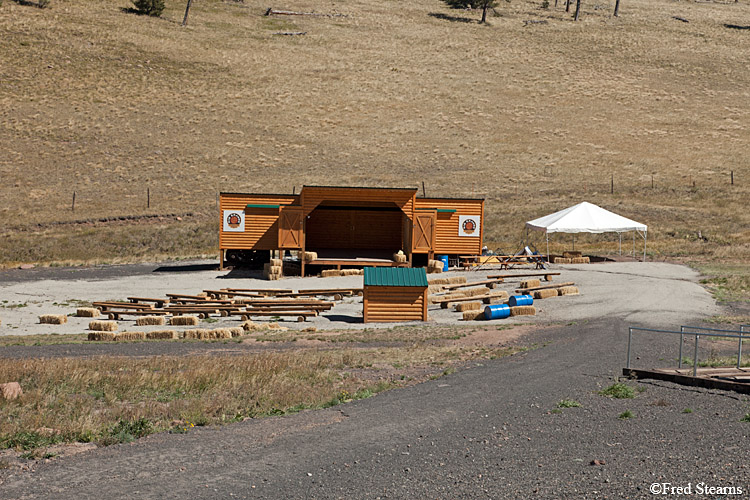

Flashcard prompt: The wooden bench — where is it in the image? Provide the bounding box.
[239,311,318,322]
[431,293,509,309]
[515,282,575,293]
[104,310,171,320]
[93,302,155,312]
[127,297,170,307]
[487,272,561,282]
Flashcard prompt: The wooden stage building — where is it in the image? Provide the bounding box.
[219,186,484,274]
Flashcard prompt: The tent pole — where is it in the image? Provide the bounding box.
[619,233,622,255]
[546,233,550,263]
[643,230,647,262]
[573,234,575,251]
[632,232,635,258]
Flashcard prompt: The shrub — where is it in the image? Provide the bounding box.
[619,410,634,420]
[557,399,582,408]
[132,0,164,17]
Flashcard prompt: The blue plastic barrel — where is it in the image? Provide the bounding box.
[508,294,534,307]
[439,255,449,272]
[484,304,511,320]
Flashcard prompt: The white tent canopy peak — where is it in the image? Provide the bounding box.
[525,201,647,234]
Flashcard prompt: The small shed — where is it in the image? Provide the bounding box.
[363,267,428,323]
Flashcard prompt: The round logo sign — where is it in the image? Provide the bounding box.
[226,212,242,229]
[462,218,477,235]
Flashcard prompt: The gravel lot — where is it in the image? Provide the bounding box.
[0,260,720,335]
[2,261,746,499]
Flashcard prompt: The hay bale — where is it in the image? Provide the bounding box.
[183,329,211,339]
[266,323,289,331]
[76,308,100,318]
[39,314,67,325]
[482,291,510,304]
[302,251,318,262]
[557,286,580,296]
[146,330,178,340]
[0,382,23,401]
[320,269,341,278]
[228,327,245,337]
[520,279,541,289]
[428,284,445,294]
[302,326,317,332]
[266,265,282,275]
[392,252,407,263]
[242,320,262,332]
[170,315,199,326]
[462,310,485,321]
[533,289,558,299]
[210,328,233,339]
[510,305,536,316]
[447,276,467,285]
[115,331,146,341]
[270,258,283,266]
[428,277,449,285]
[563,251,582,258]
[136,316,166,326]
[570,257,590,264]
[89,320,117,331]
[554,257,571,264]
[455,301,482,312]
[466,287,489,297]
[87,331,117,341]
[267,272,282,281]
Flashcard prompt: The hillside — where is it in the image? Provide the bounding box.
[0,0,748,265]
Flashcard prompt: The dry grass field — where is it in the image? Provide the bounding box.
[0,0,748,266]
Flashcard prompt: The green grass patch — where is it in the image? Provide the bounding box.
[618,410,634,420]
[557,399,582,408]
[599,382,636,399]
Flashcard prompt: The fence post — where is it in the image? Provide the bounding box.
[678,326,684,369]
[627,327,633,369]
[72,191,76,212]
[692,334,700,377]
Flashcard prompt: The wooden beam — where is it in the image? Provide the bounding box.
[515,281,575,293]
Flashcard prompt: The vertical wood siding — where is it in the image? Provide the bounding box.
[219,193,298,250]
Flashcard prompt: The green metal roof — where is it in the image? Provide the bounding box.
[364,267,428,288]
[246,203,280,209]
[415,208,457,213]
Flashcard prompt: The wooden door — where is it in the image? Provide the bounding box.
[412,211,435,253]
[278,206,303,249]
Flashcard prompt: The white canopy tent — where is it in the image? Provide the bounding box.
[525,202,648,262]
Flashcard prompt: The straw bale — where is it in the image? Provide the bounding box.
[183,329,211,339]
[302,326,318,332]
[87,331,117,341]
[554,257,571,264]
[89,320,117,331]
[447,276,467,285]
[392,253,407,263]
[462,310,485,321]
[267,273,282,281]
[302,251,318,262]
[197,292,208,298]
[242,320,263,332]
[571,257,590,264]
[146,330,178,340]
[428,277,449,285]
[116,331,146,341]
[455,301,482,312]
[483,297,506,305]
[270,258,283,266]
[266,323,289,331]
[428,284,445,294]
[76,308,100,318]
[510,306,536,316]
[136,316,166,326]
[39,314,67,325]
[266,266,282,275]
[170,315,199,326]
[533,289,558,299]
[563,251,582,258]
[557,286,580,296]
[321,270,341,278]
[520,279,541,289]
[228,327,245,337]
[210,328,233,339]
[427,266,443,274]
[466,287,489,297]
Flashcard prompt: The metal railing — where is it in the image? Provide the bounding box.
[627,325,749,377]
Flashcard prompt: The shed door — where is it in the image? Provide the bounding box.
[278,206,303,249]
[412,211,436,254]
